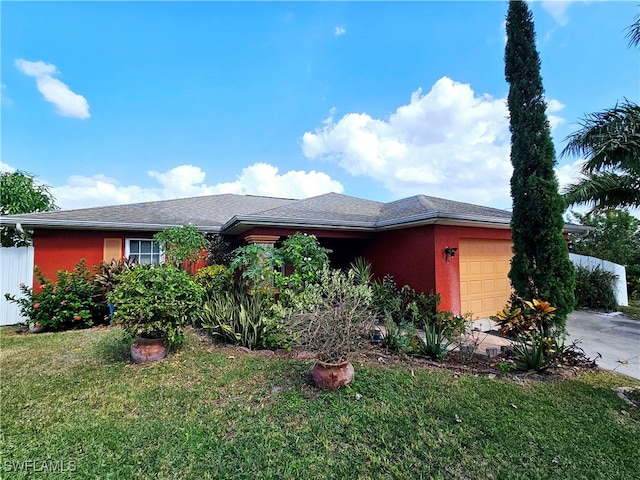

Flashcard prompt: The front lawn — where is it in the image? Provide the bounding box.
[1,326,639,479]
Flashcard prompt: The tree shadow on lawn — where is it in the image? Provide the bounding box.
[93,327,132,364]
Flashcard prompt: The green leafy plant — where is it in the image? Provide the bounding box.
[5,260,103,331]
[430,310,469,337]
[1,170,58,247]
[381,320,417,355]
[372,275,402,321]
[153,225,209,271]
[205,233,235,266]
[574,265,618,312]
[350,257,373,285]
[451,315,481,364]
[499,358,517,373]
[510,330,553,373]
[108,264,204,348]
[93,257,137,301]
[276,232,331,293]
[230,243,280,291]
[372,275,441,328]
[199,287,266,349]
[492,298,558,337]
[415,324,453,363]
[194,264,233,297]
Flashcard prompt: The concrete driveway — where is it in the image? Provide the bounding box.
[566,311,640,380]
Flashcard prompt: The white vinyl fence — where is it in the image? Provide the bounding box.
[0,246,34,326]
[570,253,628,307]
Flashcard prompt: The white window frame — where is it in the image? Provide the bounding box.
[125,238,165,265]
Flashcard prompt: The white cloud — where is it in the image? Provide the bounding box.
[15,59,90,119]
[0,161,16,173]
[334,26,346,36]
[555,158,584,192]
[302,76,567,209]
[546,98,565,130]
[214,163,344,198]
[53,163,343,210]
[302,77,514,207]
[540,1,573,27]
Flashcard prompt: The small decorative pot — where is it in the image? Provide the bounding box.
[131,337,168,364]
[28,322,44,333]
[311,360,355,390]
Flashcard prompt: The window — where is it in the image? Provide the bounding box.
[126,239,164,265]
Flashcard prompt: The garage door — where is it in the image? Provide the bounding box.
[459,239,513,319]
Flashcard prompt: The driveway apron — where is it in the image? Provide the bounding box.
[566,311,640,380]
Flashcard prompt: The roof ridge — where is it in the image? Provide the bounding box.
[415,195,438,212]
[419,194,512,214]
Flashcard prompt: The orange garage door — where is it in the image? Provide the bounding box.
[459,239,513,319]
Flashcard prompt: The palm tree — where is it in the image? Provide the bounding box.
[561,101,640,210]
[561,14,640,211]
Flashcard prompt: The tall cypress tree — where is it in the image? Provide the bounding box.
[504,0,575,332]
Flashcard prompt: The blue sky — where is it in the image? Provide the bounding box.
[2,1,638,211]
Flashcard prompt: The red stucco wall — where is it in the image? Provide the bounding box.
[32,229,152,286]
[363,225,437,297]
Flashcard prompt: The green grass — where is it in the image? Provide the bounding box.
[1,327,639,480]
[620,299,640,321]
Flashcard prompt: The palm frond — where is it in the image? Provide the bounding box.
[626,13,640,49]
[563,172,640,211]
[561,101,640,175]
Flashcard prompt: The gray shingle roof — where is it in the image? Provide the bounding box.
[377,195,512,226]
[0,191,517,233]
[0,194,296,232]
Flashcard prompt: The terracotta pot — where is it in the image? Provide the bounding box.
[311,360,354,390]
[131,337,168,364]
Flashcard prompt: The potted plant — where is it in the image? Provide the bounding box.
[108,264,204,363]
[288,267,377,390]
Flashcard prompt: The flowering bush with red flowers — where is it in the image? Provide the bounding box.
[4,259,105,331]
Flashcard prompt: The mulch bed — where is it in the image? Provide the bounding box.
[206,333,602,383]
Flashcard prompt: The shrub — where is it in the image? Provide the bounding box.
[230,232,331,295]
[93,257,137,302]
[491,306,535,337]
[574,265,618,311]
[4,260,103,331]
[415,324,453,363]
[230,243,279,291]
[199,287,266,349]
[277,232,331,292]
[430,310,469,337]
[509,331,567,373]
[108,264,204,348]
[381,320,417,355]
[205,233,235,266]
[195,264,233,296]
[372,275,440,328]
[492,299,559,337]
[286,267,377,364]
[153,225,209,271]
[372,275,401,320]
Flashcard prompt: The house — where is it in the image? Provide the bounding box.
[0,192,584,319]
